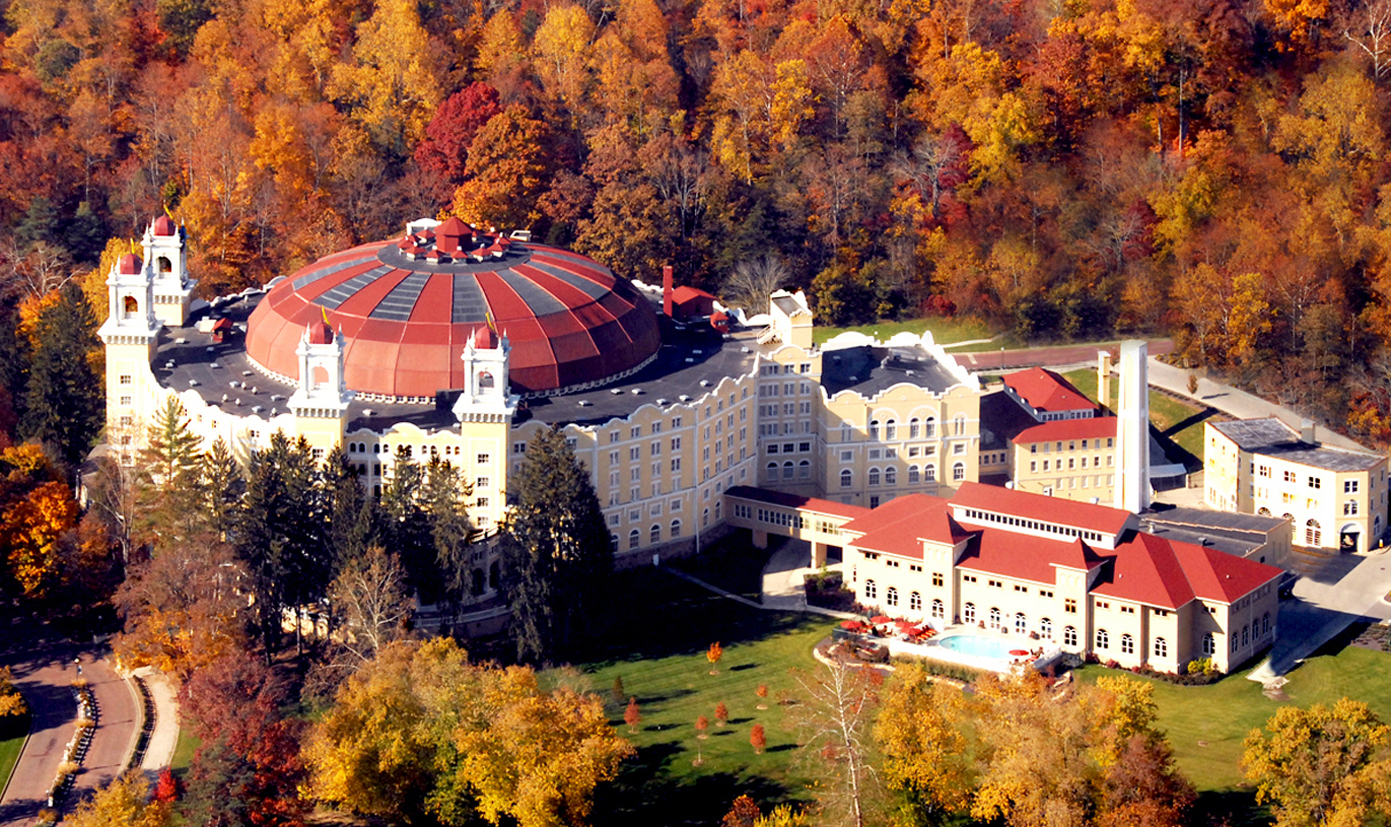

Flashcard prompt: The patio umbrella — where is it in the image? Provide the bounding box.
[871,615,892,624]
[840,620,861,630]
[1009,649,1030,657]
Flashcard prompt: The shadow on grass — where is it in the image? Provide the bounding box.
[595,740,797,827]
[730,663,759,672]
[1194,789,1266,827]
[1150,424,1199,471]
[1163,407,1221,440]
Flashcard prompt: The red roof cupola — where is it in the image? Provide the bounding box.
[435,217,474,255]
[117,253,142,274]
[308,321,334,345]
[152,215,177,236]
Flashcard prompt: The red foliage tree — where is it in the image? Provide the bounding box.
[624,696,641,733]
[750,724,766,754]
[706,641,723,674]
[696,715,709,739]
[722,794,761,827]
[413,82,502,200]
[715,702,729,727]
[153,767,179,802]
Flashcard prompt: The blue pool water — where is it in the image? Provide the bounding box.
[935,633,1021,660]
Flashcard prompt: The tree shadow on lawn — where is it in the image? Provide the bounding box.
[594,739,797,827]
[1193,789,1266,827]
[582,569,822,666]
[729,663,759,672]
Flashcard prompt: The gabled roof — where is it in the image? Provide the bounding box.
[1169,539,1283,604]
[672,285,716,304]
[951,481,1133,536]
[1091,532,1195,609]
[1003,367,1097,413]
[1015,416,1118,445]
[842,494,967,558]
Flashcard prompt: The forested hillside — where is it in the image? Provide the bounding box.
[3,0,1391,439]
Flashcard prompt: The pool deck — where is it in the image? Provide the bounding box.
[881,626,1065,674]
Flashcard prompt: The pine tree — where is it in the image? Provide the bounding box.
[376,446,433,597]
[22,283,102,467]
[203,438,244,543]
[320,445,371,574]
[500,426,613,665]
[421,456,472,614]
[134,396,206,544]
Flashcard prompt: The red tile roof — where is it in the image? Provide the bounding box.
[151,215,177,236]
[1092,532,1195,609]
[118,253,142,274]
[724,486,869,520]
[1169,540,1282,604]
[841,494,966,558]
[950,481,1132,536]
[1015,416,1118,444]
[1004,367,1097,413]
[957,531,1105,584]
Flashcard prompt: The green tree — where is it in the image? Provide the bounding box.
[1241,698,1391,827]
[134,396,205,545]
[321,445,371,572]
[203,438,244,543]
[21,283,102,467]
[500,426,612,665]
[421,456,472,617]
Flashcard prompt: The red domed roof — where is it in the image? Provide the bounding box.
[307,321,334,345]
[117,253,142,274]
[245,229,661,399]
[152,215,177,236]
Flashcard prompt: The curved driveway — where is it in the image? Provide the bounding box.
[0,637,139,827]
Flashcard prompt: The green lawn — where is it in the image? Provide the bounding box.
[573,569,834,827]
[0,711,30,795]
[170,729,200,775]
[811,316,997,347]
[1063,368,1220,468]
[668,533,780,602]
[1075,643,1391,792]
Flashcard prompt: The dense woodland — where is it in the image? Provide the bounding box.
[1,0,1391,442]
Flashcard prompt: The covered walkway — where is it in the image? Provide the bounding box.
[724,486,868,568]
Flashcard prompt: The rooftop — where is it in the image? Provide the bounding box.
[725,486,869,520]
[821,343,963,398]
[1014,415,1118,444]
[1003,367,1097,413]
[1211,418,1383,472]
[951,481,1134,537]
[979,389,1041,452]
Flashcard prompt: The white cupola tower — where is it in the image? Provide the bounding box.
[99,252,161,453]
[288,320,353,459]
[142,215,196,327]
[453,325,517,423]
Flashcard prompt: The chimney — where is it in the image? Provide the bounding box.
[1300,418,1316,444]
[663,265,674,317]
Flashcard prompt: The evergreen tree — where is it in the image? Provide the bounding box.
[321,445,372,574]
[22,283,102,467]
[421,456,472,619]
[376,446,434,597]
[500,426,613,665]
[203,438,244,543]
[134,396,206,544]
[236,433,325,656]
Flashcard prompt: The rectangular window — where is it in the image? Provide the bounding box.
[476,477,490,488]
[1346,479,1361,493]
[932,572,944,587]
[476,497,489,508]
[1308,476,1321,489]
[1064,598,1077,613]
[119,374,132,385]
[671,458,681,472]
[477,453,490,464]
[1344,500,1359,515]
[120,396,132,406]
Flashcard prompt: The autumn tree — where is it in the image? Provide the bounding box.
[707,641,724,673]
[315,544,413,683]
[451,106,553,229]
[715,701,729,726]
[874,661,972,819]
[1241,698,1391,827]
[414,82,503,203]
[788,662,882,827]
[751,724,766,754]
[625,696,641,732]
[0,666,26,717]
[64,772,170,827]
[499,426,612,665]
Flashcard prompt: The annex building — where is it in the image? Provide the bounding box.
[1204,418,1388,554]
[101,216,1260,619]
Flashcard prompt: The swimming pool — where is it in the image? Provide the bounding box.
[935,633,1022,661]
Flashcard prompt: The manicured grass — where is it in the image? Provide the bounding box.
[575,570,835,827]
[811,316,997,347]
[0,712,30,794]
[1074,644,1391,792]
[170,729,200,775]
[1063,368,1219,467]
[668,532,779,602]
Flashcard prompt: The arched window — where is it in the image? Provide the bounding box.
[1014,613,1027,634]
[1154,637,1168,658]
[798,459,811,479]
[841,469,853,488]
[1095,629,1110,650]
[963,603,976,623]
[1257,507,1271,516]
[1242,625,1249,647]
[702,507,710,527]
[869,419,881,440]
[988,607,1001,627]
[868,467,881,486]
[952,462,966,481]
[478,371,494,389]
[886,587,899,607]
[925,465,937,482]
[909,418,921,439]
[1202,632,1215,655]
[157,255,172,273]
[1063,626,1078,647]
[1231,634,1239,653]
[1040,617,1052,638]
[864,580,877,599]
[954,415,966,435]
[670,519,682,538]
[909,591,922,611]
[908,465,920,484]
[783,460,794,480]
[1306,519,1322,546]
[924,417,936,438]
[629,529,640,549]
[1262,612,1271,635]
[1120,634,1134,655]
[885,420,897,441]
[931,598,944,619]
[767,462,779,483]
[123,295,139,315]
[650,524,661,544]
[885,466,897,486]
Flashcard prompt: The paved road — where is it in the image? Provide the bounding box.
[950,339,1174,372]
[1147,357,1373,453]
[0,639,139,827]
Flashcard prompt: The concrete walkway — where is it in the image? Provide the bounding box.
[134,668,179,775]
[1249,548,1391,684]
[1147,358,1373,453]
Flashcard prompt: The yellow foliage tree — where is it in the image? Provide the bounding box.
[328,0,442,154]
[0,666,27,718]
[64,771,170,827]
[0,478,77,599]
[450,106,551,228]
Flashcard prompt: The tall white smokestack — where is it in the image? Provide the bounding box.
[1114,340,1150,513]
